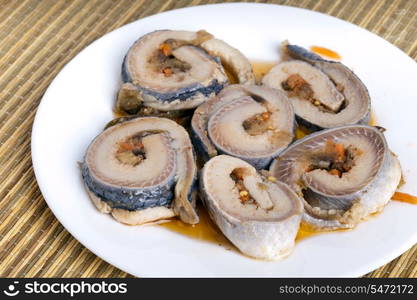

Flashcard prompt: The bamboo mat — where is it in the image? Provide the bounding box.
[0,0,416,278]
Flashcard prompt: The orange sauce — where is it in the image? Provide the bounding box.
[391,192,417,205]
[159,204,235,249]
[310,46,341,60]
[160,205,321,245]
[369,111,377,126]
[296,223,322,241]
[296,222,351,242]
[113,110,125,118]
[251,60,276,83]
[224,66,239,84]
[295,126,310,140]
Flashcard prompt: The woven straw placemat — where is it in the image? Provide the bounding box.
[0,0,416,278]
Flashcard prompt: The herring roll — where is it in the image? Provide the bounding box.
[82,117,199,225]
[200,155,303,260]
[191,84,295,169]
[117,30,254,114]
[269,125,402,230]
[262,43,370,130]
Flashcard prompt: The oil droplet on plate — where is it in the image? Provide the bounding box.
[391,192,417,205]
[159,204,235,250]
[251,60,276,83]
[310,46,341,60]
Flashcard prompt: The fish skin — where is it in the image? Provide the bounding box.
[286,44,326,62]
[82,162,175,211]
[82,117,199,224]
[200,155,303,260]
[287,44,371,130]
[270,125,402,230]
[121,30,228,109]
[263,43,371,131]
[191,85,295,169]
[123,51,226,103]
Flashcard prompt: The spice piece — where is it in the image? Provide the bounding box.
[159,43,172,56]
[163,67,173,77]
[328,169,341,177]
[231,168,253,204]
[261,112,270,120]
[282,74,314,101]
[334,143,346,162]
[267,176,277,182]
[239,190,249,197]
[117,141,135,153]
[116,137,146,166]
[308,140,357,177]
[243,111,273,135]
[239,193,250,203]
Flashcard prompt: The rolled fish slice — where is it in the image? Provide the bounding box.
[117,30,254,114]
[82,117,198,225]
[191,84,295,169]
[269,125,402,230]
[200,155,303,260]
[262,43,370,130]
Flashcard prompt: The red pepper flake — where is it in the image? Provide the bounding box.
[159,43,172,56]
[162,67,173,77]
[117,141,135,153]
[328,169,341,177]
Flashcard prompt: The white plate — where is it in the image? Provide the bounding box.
[32,3,417,277]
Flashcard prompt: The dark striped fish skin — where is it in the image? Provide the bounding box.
[122,55,226,104]
[82,162,174,211]
[82,117,199,225]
